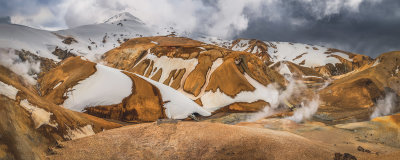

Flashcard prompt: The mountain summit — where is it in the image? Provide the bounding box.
[104,12,144,25]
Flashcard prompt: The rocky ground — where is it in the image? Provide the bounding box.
[47,117,400,160]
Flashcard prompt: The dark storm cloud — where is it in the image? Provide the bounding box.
[237,0,400,57]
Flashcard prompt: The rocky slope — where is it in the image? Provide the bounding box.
[38,56,210,122]
[47,122,333,160]
[0,65,121,159]
[201,38,373,78]
[102,36,286,114]
[48,114,400,160]
[316,51,400,124]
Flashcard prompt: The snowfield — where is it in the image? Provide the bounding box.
[200,38,355,68]
[0,12,178,62]
[20,99,58,129]
[61,62,210,119]
[135,74,211,119]
[63,64,133,112]
[268,42,343,67]
[0,80,19,100]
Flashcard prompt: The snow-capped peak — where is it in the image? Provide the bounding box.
[104,12,144,24]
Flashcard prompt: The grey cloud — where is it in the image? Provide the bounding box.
[237,0,400,57]
[1,0,399,57]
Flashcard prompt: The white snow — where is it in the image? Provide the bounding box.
[200,74,279,112]
[0,81,19,100]
[104,12,144,25]
[372,59,380,67]
[135,74,211,119]
[63,64,133,112]
[64,125,95,140]
[145,54,198,83]
[278,63,293,76]
[0,12,183,63]
[20,99,58,129]
[0,24,62,61]
[195,36,232,48]
[331,52,352,61]
[220,39,354,68]
[150,41,159,45]
[54,21,152,61]
[231,39,250,51]
[267,42,342,67]
[251,46,259,54]
[198,47,206,51]
[53,82,62,89]
[104,12,144,24]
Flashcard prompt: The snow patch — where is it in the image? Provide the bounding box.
[267,42,342,67]
[196,36,232,48]
[104,12,144,24]
[278,63,292,77]
[201,74,279,112]
[331,52,352,61]
[63,64,132,112]
[372,59,380,67]
[145,54,198,83]
[198,47,206,51]
[0,24,61,61]
[53,82,62,89]
[231,39,250,51]
[150,41,159,45]
[20,99,57,129]
[135,74,211,119]
[251,46,259,54]
[0,81,19,100]
[64,125,95,140]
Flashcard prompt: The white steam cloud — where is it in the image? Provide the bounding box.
[247,79,321,123]
[370,91,397,119]
[0,49,41,85]
[286,96,320,122]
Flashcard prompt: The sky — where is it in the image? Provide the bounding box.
[0,0,399,57]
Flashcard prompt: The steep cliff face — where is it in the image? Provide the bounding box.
[102,36,286,113]
[0,65,122,160]
[317,51,400,124]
